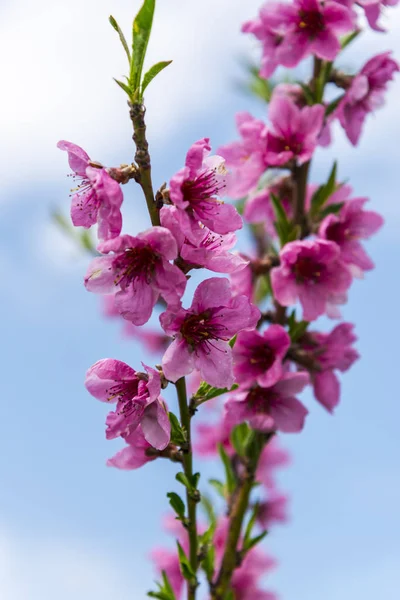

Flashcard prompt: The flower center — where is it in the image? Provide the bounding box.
[105,379,140,403]
[112,245,159,288]
[247,387,274,413]
[180,310,228,351]
[250,343,276,372]
[294,256,324,283]
[297,9,325,36]
[182,169,224,208]
[324,221,352,244]
[69,174,99,217]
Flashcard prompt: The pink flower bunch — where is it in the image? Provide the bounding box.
[57,0,397,595]
[57,141,123,240]
[85,359,170,450]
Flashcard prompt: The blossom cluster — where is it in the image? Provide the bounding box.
[57,0,397,596]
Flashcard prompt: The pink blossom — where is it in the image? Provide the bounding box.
[213,518,277,600]
[169,138,242,242]
[151,547,183,599]
[161,278,260,388]
[337,52,399,145]
[194,415,234,457]
[85,359,170,450]
[225,372,309,433]
[106,426,156,470]
[243,0,355,76]
[244,177,293,237]
[256,439,291,490]
[230,260,256,302]
[57,140,123,240]
[301,322,359,411]
[257,493,289,528]
[271,239,352,321]
[265,94,325,166]
[319,197,383,275]
[358,0,399,32]
[160,206,248,274]
[102,295,170,352]
[233,325,291,388]
[217,112,268,199]
[84,228,186,326]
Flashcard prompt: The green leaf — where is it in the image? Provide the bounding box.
[113,78,132,96]
[201,543,215,581]
[141,60,172,94]
[167,492,185,519]
[148,592,172,600]
[218,444,236,494]
[208,478,226,499]
[325,94,344,117]
[288,316,309,343]
[230,423,253,458]
[229,335,237,348]
[340,29,360,50]
[319,202,344,218]
[201,495,216,525]
[161,571,176,598]
[192,381,238,406]
[176,472,192,491]
[270,193,292,246]
[131,0,156,93]
[177,542,196,580]
[244,503,259,546]
[310,162,338,216]
[169,412,186,445]
[243,530,268,552]
[298,82,315,105]
[109,15,131,63]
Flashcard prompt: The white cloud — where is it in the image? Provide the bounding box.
[0,527,145,600]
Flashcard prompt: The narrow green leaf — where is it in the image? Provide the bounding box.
[191,472,200,489]
[176,472,192,490]
[325,161,337,197]
[288,319,309,343]
[201,544,215,581]
[113,78,132,96]
[243,530,268,552]
[109,15,131,63]
[325,94,344,117]
[244,504,259,546]
[218,444,236,494]
[131,0,156,92]
[177,542,196,580]
[298,82,315,105]
[319,202,345,218]
[340,29,360,50]
[201,495,216,525]
[161,572,176,598]
[230,423,252,457]
[270,193,290,227]
[169,412,186,445]
[208,478,226,499]
[141,60,172,94]
[229,335,237,348]
[192,382,238,405]
[167,492,185,518]
[310,162,338,216]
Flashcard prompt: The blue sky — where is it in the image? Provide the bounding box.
[1,1,400,598]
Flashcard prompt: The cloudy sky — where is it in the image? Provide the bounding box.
[1,1,400,599]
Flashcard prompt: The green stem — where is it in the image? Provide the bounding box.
[129,102,160,227]
[293,160,310,238]
[176,377,198,600]
[211,433,272,600]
